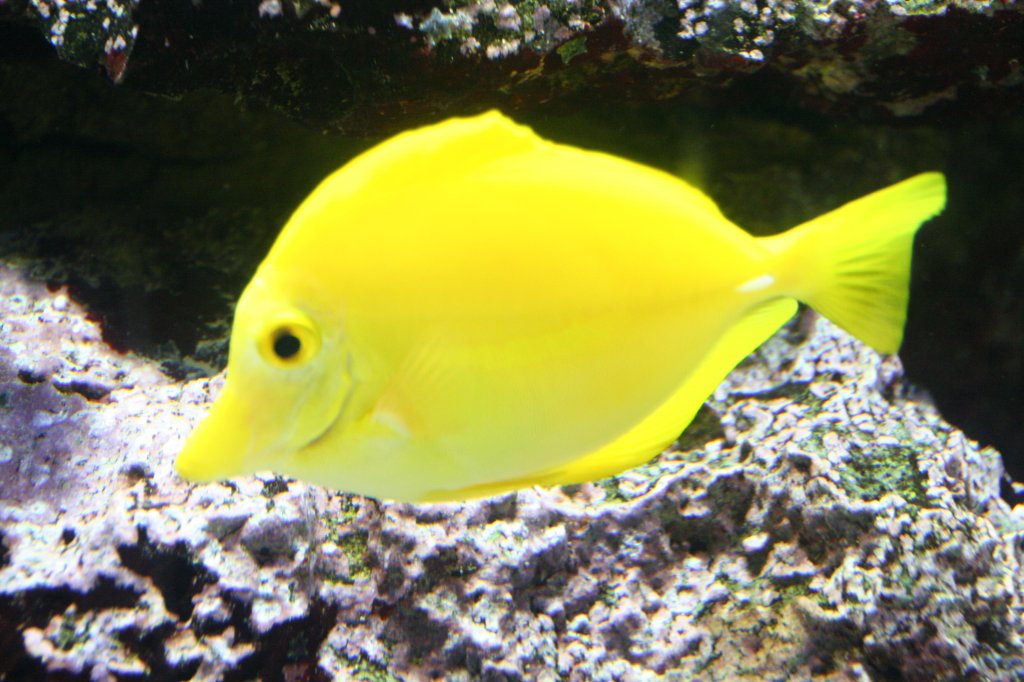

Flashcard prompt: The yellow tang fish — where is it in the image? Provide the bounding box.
[175,111,946,503]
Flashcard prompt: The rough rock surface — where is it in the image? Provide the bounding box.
[2,0,1021,132]
[2,255,1023,680]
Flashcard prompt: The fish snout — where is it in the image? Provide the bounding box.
[175,391,250,483]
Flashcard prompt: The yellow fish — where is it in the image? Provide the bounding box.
[175,111,946,503]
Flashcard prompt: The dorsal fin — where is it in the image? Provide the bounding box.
[269,111,543,258]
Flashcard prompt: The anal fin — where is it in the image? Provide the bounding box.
[517,297,800,490]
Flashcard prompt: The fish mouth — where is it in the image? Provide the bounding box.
[175,385,250,483]
[178,352,359,483]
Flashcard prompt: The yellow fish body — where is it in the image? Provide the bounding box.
[175,111,946,502]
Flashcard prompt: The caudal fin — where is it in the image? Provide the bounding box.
[759,172,946,353]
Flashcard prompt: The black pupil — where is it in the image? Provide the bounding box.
[273,330,301,360]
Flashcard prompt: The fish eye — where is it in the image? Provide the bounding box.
[259,313,320,367]
[272,329,302,360]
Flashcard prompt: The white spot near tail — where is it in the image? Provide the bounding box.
[737,274,775,293]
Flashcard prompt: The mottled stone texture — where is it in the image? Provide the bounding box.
[1,0,1021,131]
[1,258,1022,680]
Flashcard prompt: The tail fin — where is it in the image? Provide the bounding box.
[759,172,946,353]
